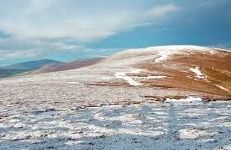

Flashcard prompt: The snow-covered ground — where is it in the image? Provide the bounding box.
[1,99,231,150]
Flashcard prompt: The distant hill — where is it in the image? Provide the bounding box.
[28,58,103,74]
[0,58,103,78]
[6,59,63,70]
[0,69,26,78]
[0,59,63,78]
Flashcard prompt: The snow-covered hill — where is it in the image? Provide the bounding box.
[0,45,231,149]
[95,45,231,100]
[0,45,230,100]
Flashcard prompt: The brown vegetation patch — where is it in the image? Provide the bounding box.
[135,50,231,99]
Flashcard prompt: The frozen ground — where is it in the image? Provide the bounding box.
[1,99,231,150]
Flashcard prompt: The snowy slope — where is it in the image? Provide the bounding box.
[96,45,231,99]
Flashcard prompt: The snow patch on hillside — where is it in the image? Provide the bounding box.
[190,67,206,79]
[100,45,214,66]
[124,45,212,54]
[115,68,168,86]
[135,75,167,79]
[215,84,229,92]
[115,69,143,86]
[150,45,212,63]
[154,50,179,63]
[115,72,141,86]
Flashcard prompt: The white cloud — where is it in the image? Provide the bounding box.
[0,0,181,64]
[26,0,55,13]
[0,38,84,62]
[0,1,180,41]
[0,49,38,60]
[146,4,179,19]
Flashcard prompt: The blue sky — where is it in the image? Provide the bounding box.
[0,0,230,65]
